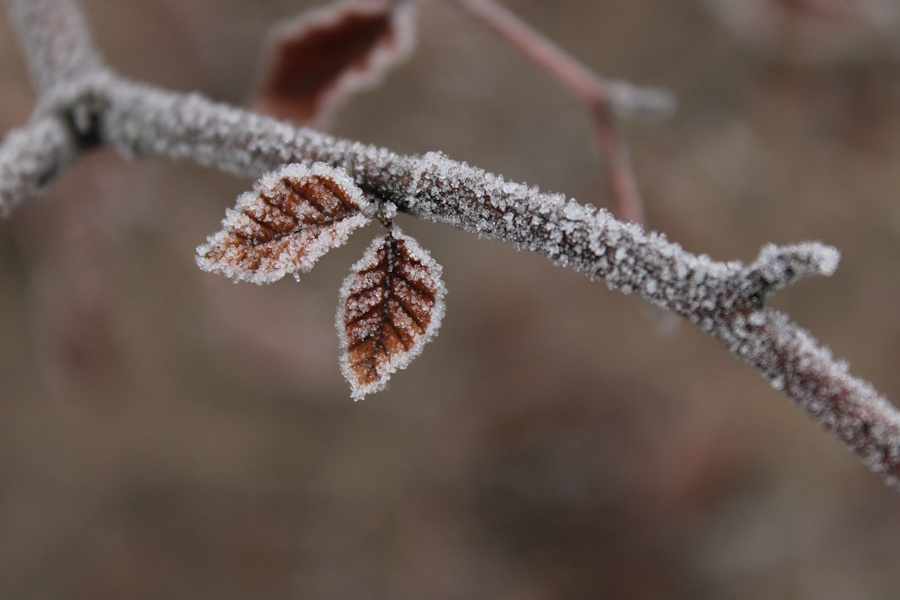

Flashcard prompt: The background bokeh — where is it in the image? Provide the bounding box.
[3,0,900,598]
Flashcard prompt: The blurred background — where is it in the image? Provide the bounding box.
[3,0,900,598]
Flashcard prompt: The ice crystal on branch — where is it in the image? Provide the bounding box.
[196,162,371,283]
[0,116,78,217]
[252,0,416,125]
[338,226,446,400]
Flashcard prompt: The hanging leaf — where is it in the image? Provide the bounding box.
[196,162,371,283]
[338,225,446,400]
[252,0,417,125]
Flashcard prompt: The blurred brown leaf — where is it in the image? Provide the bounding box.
[252,0,416,125]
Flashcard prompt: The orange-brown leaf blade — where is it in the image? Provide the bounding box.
[338,226,446,400]
[252,0,416,125]
[196,162,370,283]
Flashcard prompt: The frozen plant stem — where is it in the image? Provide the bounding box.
[2,0,103,94]
[0,115,78,216]
[2,0,900,488]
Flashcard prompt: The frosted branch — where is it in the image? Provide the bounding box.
[716,310,900,487]
[2,0,900,489]
[740,242,841,298]
[0,115,78,216]
[2,0,104,95]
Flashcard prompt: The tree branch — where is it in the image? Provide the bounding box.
[2,0,899,489]
[0,114,79,216]
[1,0,104,95]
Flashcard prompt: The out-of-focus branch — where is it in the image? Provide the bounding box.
[0,115,78,216]
[0,0,105,214]
[446,0,675,224]
[1,0,104,95]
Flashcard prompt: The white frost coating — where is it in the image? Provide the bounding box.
[337,225,447,401]
[0,116,78,216]
[749,242,841,294]
[605,79,677,120]
[195,162,371,283]
[408,150,844,320]
[4,0,105,94]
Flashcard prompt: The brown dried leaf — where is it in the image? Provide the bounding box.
[338,226,446,400]
[252,0,417,125]
[196,162,371,283]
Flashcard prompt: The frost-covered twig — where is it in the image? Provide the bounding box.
[1,0,103,94]
[0,0,104,215]
[2,0,899,488]
[0,115,78,216]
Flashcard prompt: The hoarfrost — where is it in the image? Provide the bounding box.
[0,116,78,216]
[337,225,446,401]
[196,162,371,283]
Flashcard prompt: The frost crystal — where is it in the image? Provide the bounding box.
[0,116,77,217]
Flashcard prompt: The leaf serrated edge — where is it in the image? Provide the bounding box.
[195,161,371,284]
[336,225,447,400]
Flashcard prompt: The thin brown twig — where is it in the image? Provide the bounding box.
[445,0,670,224]
[590,102,643,224]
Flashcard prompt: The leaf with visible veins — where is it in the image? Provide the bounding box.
[338,226,446,400]
[196,162,371,283]
[252,0,417,125]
